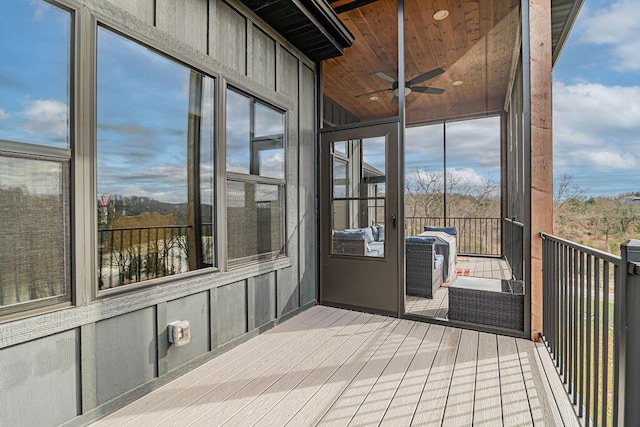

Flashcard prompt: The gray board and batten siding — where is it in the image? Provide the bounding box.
[0,0,321,425]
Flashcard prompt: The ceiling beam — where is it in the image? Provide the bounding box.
[334,0,379,14]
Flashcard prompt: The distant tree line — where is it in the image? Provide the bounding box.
[554,174,640,254]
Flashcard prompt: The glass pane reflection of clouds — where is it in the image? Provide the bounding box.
[97,27,199,205]
[226,90,251,174]
[362,136,386,176]
[0,0,70,148]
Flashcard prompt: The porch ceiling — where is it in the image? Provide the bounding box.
[323,0,521,124]
[238,0,354,62]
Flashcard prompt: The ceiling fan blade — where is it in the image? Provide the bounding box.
[390,95,399,105]
[411,86,445,95]
[355,88,392,98]
[374,71,397,84]
[407,67,444,86]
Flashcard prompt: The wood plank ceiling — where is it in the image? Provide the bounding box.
[323,0,521,124]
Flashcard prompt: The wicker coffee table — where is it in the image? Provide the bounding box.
[448,276,524,330]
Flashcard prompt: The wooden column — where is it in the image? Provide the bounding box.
[528,0,553,340]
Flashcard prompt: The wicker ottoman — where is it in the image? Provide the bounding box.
[448,277,524,330]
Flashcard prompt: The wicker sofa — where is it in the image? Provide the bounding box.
[332,226,384,257]
[406,237,445,299]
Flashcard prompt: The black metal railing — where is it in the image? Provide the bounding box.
[541,233,624,426]
[504,218,524,280]
[97,224,214,289]
[405,216,501,255]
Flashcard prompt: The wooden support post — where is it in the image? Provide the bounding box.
[528,0,553,341]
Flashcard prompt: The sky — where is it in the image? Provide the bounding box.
[2,0,635,205]
[552,0,640,196]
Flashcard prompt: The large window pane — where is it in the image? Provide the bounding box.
[226,89,286,262]
[405,123,445,235]
[226,89,285,179]
[226,90,251,174]
[445,117,501,218]
[97,28,215,289]
[0,154,70,312]
[0,1,70,148]
[227,181,285,260]
[330,138,386,258]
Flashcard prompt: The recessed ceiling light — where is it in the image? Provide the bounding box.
[433,10,449,20]
[369,96,379,101]
[453,80,464,86]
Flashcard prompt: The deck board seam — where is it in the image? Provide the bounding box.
[182,309,357,425]
[217,312,381,426]
[282,316,402,426]
[378,322,432,424]
[209,311,376,425]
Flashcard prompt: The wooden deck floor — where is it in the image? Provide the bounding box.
[406,256,512,319]
[94,306,579,426]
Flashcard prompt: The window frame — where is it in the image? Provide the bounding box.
[93,23,221,297]
[0,0,75,319]
[225,86,288,267]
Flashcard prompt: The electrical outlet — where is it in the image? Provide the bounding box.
[167,320,191,347]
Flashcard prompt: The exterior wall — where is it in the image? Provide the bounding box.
[0,0,318,425]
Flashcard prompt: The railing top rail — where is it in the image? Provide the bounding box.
[98,225,190,232]
[406,216,501,221]
[503,217,525,227]
[540,231,622,265]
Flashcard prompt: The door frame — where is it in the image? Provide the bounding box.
[319,118,405,317]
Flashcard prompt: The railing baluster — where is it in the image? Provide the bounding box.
[540,233,622,426]
[612,263,620,427]
[602,261,610,427]
[578,250,585,416]
[586,253,592,426]
[594,257,601,426]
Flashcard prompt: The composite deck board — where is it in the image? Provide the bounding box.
[223,312,383,425]
[277,317,399,426]
[379,323,443,426]
[516,338,563,426]
[316,319,415,425]
[347,321,429,426]
[473,332,503,426]
[191,310,371,425]
[411,326,462,426]
[92,305,332,427]
[535,343,582,427]
[441,329,478,426]
[159,309,351,425]
[94,306,578,427]
[498,335,534,426]
[111,307,344,427]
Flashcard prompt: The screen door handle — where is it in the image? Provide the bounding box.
[391,215,397,228]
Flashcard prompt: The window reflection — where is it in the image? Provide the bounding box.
[97,28,215,289]
[0,1,70,148]
[330,138,386,258]
[0,155,70,310]
[225,89,286,262]
[227,181,285,260]
[226,89,285,179]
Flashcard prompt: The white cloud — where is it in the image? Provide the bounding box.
[447,167,494,191]
[21,99,68,138]
[553,81,640,172]
[579,0,640,71]
[29,0,47,21]
[0,109,8,120]
[582,151,636,169]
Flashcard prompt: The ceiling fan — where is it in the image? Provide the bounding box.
[355,67,445,104]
